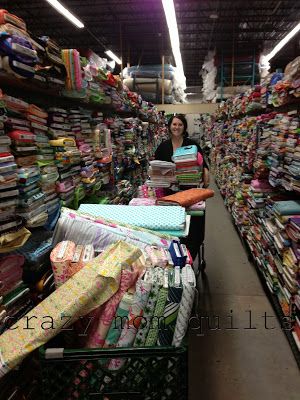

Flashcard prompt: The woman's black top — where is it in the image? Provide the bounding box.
[154,137,209,169]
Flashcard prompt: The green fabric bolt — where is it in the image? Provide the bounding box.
[103,293,134,348]
[133,281,161,347]
[144,287,168,347]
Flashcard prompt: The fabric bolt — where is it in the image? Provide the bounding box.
[107,279,152,370]
[49,138,75,147]
[144,286,168,347]
[86,268,139,348]
[129,198,156,206]
[78,204,186,231]
[157,286,183,346]
[273,200,300,216]
[145,246,168,267]
[0,241,142,377]
[103,293,134,348]
[50,241,76,287]
[0,254,25,296]
[172,285,196,347]
[133,280,162,347]
[0,227,31,253]
[53,210,168,253]
[156,188,214,207]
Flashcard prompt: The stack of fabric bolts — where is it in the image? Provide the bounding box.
[172,145,203,186]
[247,179,275,209]
[28,106,60,218]
[147,160,176,188]
[68,109,98,196]
[4,98,46,229]
[49,136,81,207]
[283,112,300,192]
[47,107,72,138]
[0,9,38,80]
[33,35,66,88]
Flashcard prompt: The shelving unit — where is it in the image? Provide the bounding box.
[210,74,300,366]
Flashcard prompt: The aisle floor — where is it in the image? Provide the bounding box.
[189,180,300,400]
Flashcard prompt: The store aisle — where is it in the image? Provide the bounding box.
[189,180,300,400]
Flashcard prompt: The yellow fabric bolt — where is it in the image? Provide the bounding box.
[0,241,142,377]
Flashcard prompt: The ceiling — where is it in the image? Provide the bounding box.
[4,0,300,87]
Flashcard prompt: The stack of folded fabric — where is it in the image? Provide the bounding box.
[27,105,60,217]
[147,160,176,188]
[3,98,47,228]
[87,81,106,104]
[0,110,19,224]
[269,201,300,317]
[49,137,81,207]
[0,9,38,79]
[267,113,287,188]
[32,35,66,89]
[247,179,275,209]
[246,85,264,113]
[16,165,47,228]
[47,107,71,139]
[172,145,203,186]
[111,180,136,205]
[0,254,33,335]
[69,110,101,196]
[96,154,112,186]
[284,112,300,192]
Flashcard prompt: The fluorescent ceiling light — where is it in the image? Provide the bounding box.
[105,50,122,65]
[265,22,300,61]
[45,0,84,28]
[162,0,185,81]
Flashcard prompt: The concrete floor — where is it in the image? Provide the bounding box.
[189,180,300,400]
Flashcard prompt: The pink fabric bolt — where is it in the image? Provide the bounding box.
[85,268,139,348]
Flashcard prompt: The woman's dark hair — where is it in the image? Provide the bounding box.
[167,114,189,138]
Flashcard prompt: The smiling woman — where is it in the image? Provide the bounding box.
[154,114,209,260]
[154,114,209,187]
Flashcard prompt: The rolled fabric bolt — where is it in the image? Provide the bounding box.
[172,284,196,347]
[50,241,76,287]
[103,293,134,348]
[0,241,142,378]
[144,286,168,347]
[85,268,138,348]
[108,279,152,370]
[157,286,183,346]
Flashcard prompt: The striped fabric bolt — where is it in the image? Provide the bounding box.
[157,286,183,346]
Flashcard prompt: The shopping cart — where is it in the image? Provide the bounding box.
[39,344,188,400]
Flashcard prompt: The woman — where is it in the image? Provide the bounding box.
[155,114,209,187]
[155,114,209,260]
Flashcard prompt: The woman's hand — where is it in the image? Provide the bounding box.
[203,168,210,188]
